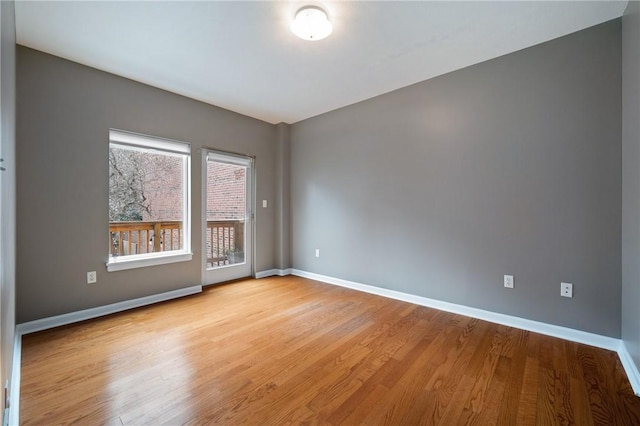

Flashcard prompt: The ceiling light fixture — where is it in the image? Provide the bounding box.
[291,6,333,41]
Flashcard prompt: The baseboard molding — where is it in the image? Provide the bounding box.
[618,342,640,396]
[290,269,619,351]
[255,268,292,279]
[16,285,202,335]
[291,269,640,394]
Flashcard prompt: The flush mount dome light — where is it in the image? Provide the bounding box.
[291,6,333,41]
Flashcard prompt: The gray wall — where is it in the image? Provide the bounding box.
[622,1,640,369]
[16,47,279,323]
[291,20,622,337]
[0,0,16,413]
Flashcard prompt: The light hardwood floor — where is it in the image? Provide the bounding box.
[20,276,640,425]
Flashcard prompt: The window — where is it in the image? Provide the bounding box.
[107,129,191,271]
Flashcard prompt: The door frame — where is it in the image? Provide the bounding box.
[201,148,255,285]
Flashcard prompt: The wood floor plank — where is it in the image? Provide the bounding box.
[19,276,640,425]
[469,354,511,425]
[340,383,390,425]
[578,345,621,425]
[515,356,540,425]
[306,314,431,417]
[495,331,528,426]
[361,316,466,423]
[437,374,476,425]
[569,376,595,426]
[412,320,490,425]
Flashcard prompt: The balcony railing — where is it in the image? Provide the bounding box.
[109,220,244,268]
[205,220,244,268]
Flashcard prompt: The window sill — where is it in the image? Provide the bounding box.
[107,251,193,272]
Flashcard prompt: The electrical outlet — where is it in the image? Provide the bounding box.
[87,271,97,284]
[561,282,573,298]
[504,275,514,289]
[315,249,320,258]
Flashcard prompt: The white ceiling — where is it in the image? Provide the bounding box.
[15,1,627,124]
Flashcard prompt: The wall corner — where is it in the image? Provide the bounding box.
[274,122,291,270]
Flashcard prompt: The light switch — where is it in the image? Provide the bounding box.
[262,200,267,208]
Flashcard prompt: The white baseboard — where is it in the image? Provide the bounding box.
[16,285,202,335]
[290,269,619,351]
[618,342,640,396]
[255,268,292,279]
[290,268,640,396]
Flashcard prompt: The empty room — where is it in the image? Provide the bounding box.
[1,0,640,424]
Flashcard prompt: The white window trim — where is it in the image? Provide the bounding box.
[107,250,193,272]
[107,129,192,272]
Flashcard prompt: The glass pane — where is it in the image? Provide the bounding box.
[109,145,185,257]
[206,160,246,269]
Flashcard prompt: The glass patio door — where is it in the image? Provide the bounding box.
[202,150,253,285]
